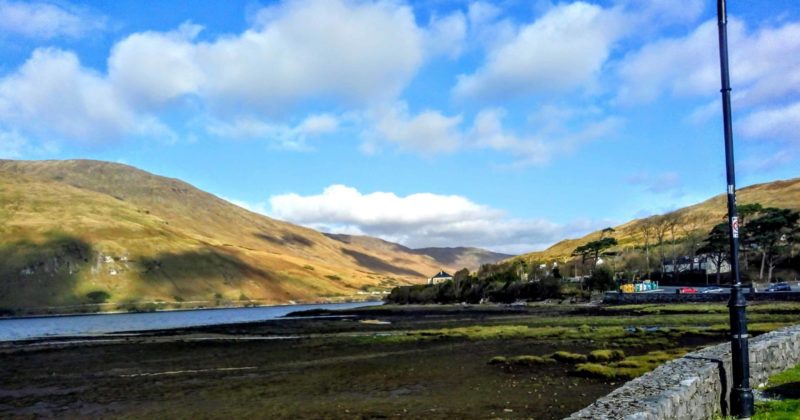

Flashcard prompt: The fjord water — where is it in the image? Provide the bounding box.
[0,301,382,341]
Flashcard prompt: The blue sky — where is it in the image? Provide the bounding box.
[0,0,798,253]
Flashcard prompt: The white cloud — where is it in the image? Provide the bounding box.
[267,184,600,252]
[367,102,463,154]
[363,102,619,165]
[297,114,339,135]
[108,23,205,108]
[616,19,800,107]
[107,0,427,112]
[0,0,105,39]
[0,0,440,148]
[425,11,467,59]
[192,0,425,112]
[0,48,165,144]
[454,2,626,100]
[738,102,800,144]
[470,108,551,166]
[206,113,339,150]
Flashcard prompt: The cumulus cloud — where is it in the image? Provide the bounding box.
[616,19,800,107]
[362,102,620,165]
[266,184,601,253]
[106,0,426,112]
[108,23,205,108]
[738,102,800,144]
[454,2,626,100]
[1,0,464,151]
[195,0,423,112]
[0,0,458,151]
[206,113,338,150]
[0,0,105,39]
[367,103,463,154]
[0,48,171,144]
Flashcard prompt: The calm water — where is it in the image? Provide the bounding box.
[0,301,383,342]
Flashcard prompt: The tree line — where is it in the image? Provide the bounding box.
[570,203,799,285]
[385,202,799,305]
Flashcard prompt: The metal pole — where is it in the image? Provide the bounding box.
[716,0,754,417]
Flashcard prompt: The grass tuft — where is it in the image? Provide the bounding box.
[552,351,588,363]
[575,363,616,379]
[588,349,626,363]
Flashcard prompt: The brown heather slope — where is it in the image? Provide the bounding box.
[0,159,463,313]
[510,178,800,264]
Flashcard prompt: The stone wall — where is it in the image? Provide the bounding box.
[567,324,800,419]
[603,291,800,305]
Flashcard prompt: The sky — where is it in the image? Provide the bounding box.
[0,0,798,254]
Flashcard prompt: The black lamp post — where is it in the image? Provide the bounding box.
[716,0,754,417]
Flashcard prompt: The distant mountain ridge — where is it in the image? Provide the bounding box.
[324,234,512,271]
[0,159,501,314]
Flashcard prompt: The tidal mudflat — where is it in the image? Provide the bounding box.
[2,303,799,418]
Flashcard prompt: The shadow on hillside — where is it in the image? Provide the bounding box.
[0,234,93,309]
[255,232,313,247]
[410,249,461,266]
[341,249,424,277]
[324,233,351,244]
[137,249,274,283]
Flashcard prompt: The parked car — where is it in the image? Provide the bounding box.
[678,287,699,294]
[701,287,725,294]
[765,282,792,292]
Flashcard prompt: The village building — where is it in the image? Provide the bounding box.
[662,255,731,275]
[427,270,453,285]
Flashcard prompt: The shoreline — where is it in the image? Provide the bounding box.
[0,297,384,321]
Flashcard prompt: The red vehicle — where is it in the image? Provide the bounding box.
[678,287,699,294]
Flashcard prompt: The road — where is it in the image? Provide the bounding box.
[639,282,800,294]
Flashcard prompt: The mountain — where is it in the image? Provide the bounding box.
[510,178,800,264]
[324,234,512,271]
[409,247,513,270]
[0,159,492,314]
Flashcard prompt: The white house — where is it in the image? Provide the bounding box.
[428,270,453,285]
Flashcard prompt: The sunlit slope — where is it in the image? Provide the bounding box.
[511,178,800,263]
[0,159,453,312]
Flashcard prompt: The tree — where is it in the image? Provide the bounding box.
[736,203,763,271]
[453,268,471,300]
[585,266,615,291]
[637,218,656,278]
[572,237,618,269]
[745,208,800,282]
[697,223,730,284]
[653,215,674,273]
[680,214,705,259]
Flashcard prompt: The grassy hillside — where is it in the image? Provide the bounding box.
[511,178,800,264]
[0,160,464,314]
